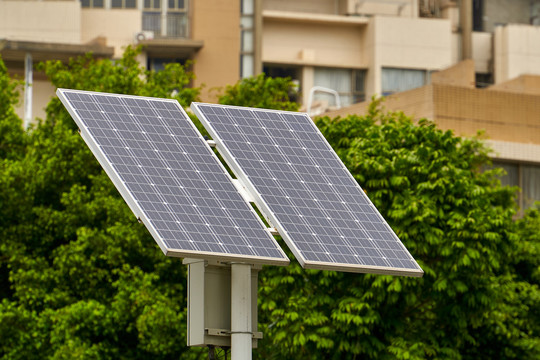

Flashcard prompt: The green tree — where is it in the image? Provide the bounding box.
[218,73,299,111]
[0,49,205,359]
[0,57,25,160]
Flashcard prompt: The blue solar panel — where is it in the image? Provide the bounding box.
[57,89,289,266]
[192,103,423,276]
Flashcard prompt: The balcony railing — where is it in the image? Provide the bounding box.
[142,11,188,38]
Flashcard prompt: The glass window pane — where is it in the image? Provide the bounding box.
[492,161,519,187]
[81,0,90,7]
[241,54,254,78]
[241,16,253,28]
[111,0,122,8]
[169,0,174,9]
[314,67,353,107]
[126,0,136,8]
[354,70,366,92]
[382,68,426,95]
[143,12,161,32]
[242,0,254,15]
[314,68,351,93]
[94,0,104,7]
[523,165,540,209]
[167,12,187,37]
[242,30,253,52]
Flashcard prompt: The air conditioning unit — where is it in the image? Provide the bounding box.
[134,31,154,43]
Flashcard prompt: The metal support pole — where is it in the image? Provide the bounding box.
[231,263,251,360]
[460,0,473,60]
[24,52,33,129]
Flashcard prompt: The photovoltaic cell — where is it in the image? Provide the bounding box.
[192,103,423,276]
[57,89,289,265]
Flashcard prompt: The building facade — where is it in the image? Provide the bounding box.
[2,0,540,119]
[2,0,540,118]
[326,60,540,211]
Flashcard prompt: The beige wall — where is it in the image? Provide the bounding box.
[81,9,141,57]
[433,84,540,145]
[495,25,540,83]
[489,75,540,96]
[373,16,452,70]
[487,140,540,163]
[191,0,241,102]
[324,63,540,162]
[262,13,452,102]
[264,0,418,17]
[0,1,80,44]
[341,0,418,17]
[264,0,338,15]
[363,16,377,97]
[472,32,492,73]
[262,20,366,68]
[431,59,475,88]
[324,84,435,121]
[12,78,55,123]
[32,79,56,122]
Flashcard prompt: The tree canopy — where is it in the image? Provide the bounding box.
[0,50,538,360]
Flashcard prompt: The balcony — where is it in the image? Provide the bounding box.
[142,11,188,38]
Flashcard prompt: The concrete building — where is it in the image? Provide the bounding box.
[0,0,245,123]
[0,0,539,208]
[326,60,540,211]
[2,0,540,120]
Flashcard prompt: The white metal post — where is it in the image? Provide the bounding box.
[24,52,33,129]
[231,263,252,360]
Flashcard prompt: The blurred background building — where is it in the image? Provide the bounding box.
[1,0,539,209]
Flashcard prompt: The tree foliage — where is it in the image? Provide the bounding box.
[218,73,299,111]
[0,52,538,360]
[0,50,204,359]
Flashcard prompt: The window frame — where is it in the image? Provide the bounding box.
[81,0,104,8]
[111,0,137,9]
[491,160,540,213]
[313,67,366,107]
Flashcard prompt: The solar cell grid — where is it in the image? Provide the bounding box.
[192,103,423,276]
[57,89,289,265]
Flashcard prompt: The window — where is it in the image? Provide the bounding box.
[144,0,161,9]
[523,165,540,209]
[263,65,300,103]
[167,0,188,37]
[313,67,366,107]
[492,160,540,211]
[168,0,185,11]
[382,68,428,96]
[240,0,255,78]
[147,57,187,72]
[473,0,484,31]
[475,73,493,88]
[143,0,162,34]
[263,65,299,80]
[142,0,188,38]
[81,0,104,8]
[111,0,137,8]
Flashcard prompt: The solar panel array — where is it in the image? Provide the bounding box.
[57,89,289,266]
[192,103,423,276]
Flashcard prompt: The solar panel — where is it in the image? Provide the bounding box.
[57,89,289,266]
[192,103,423,276]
